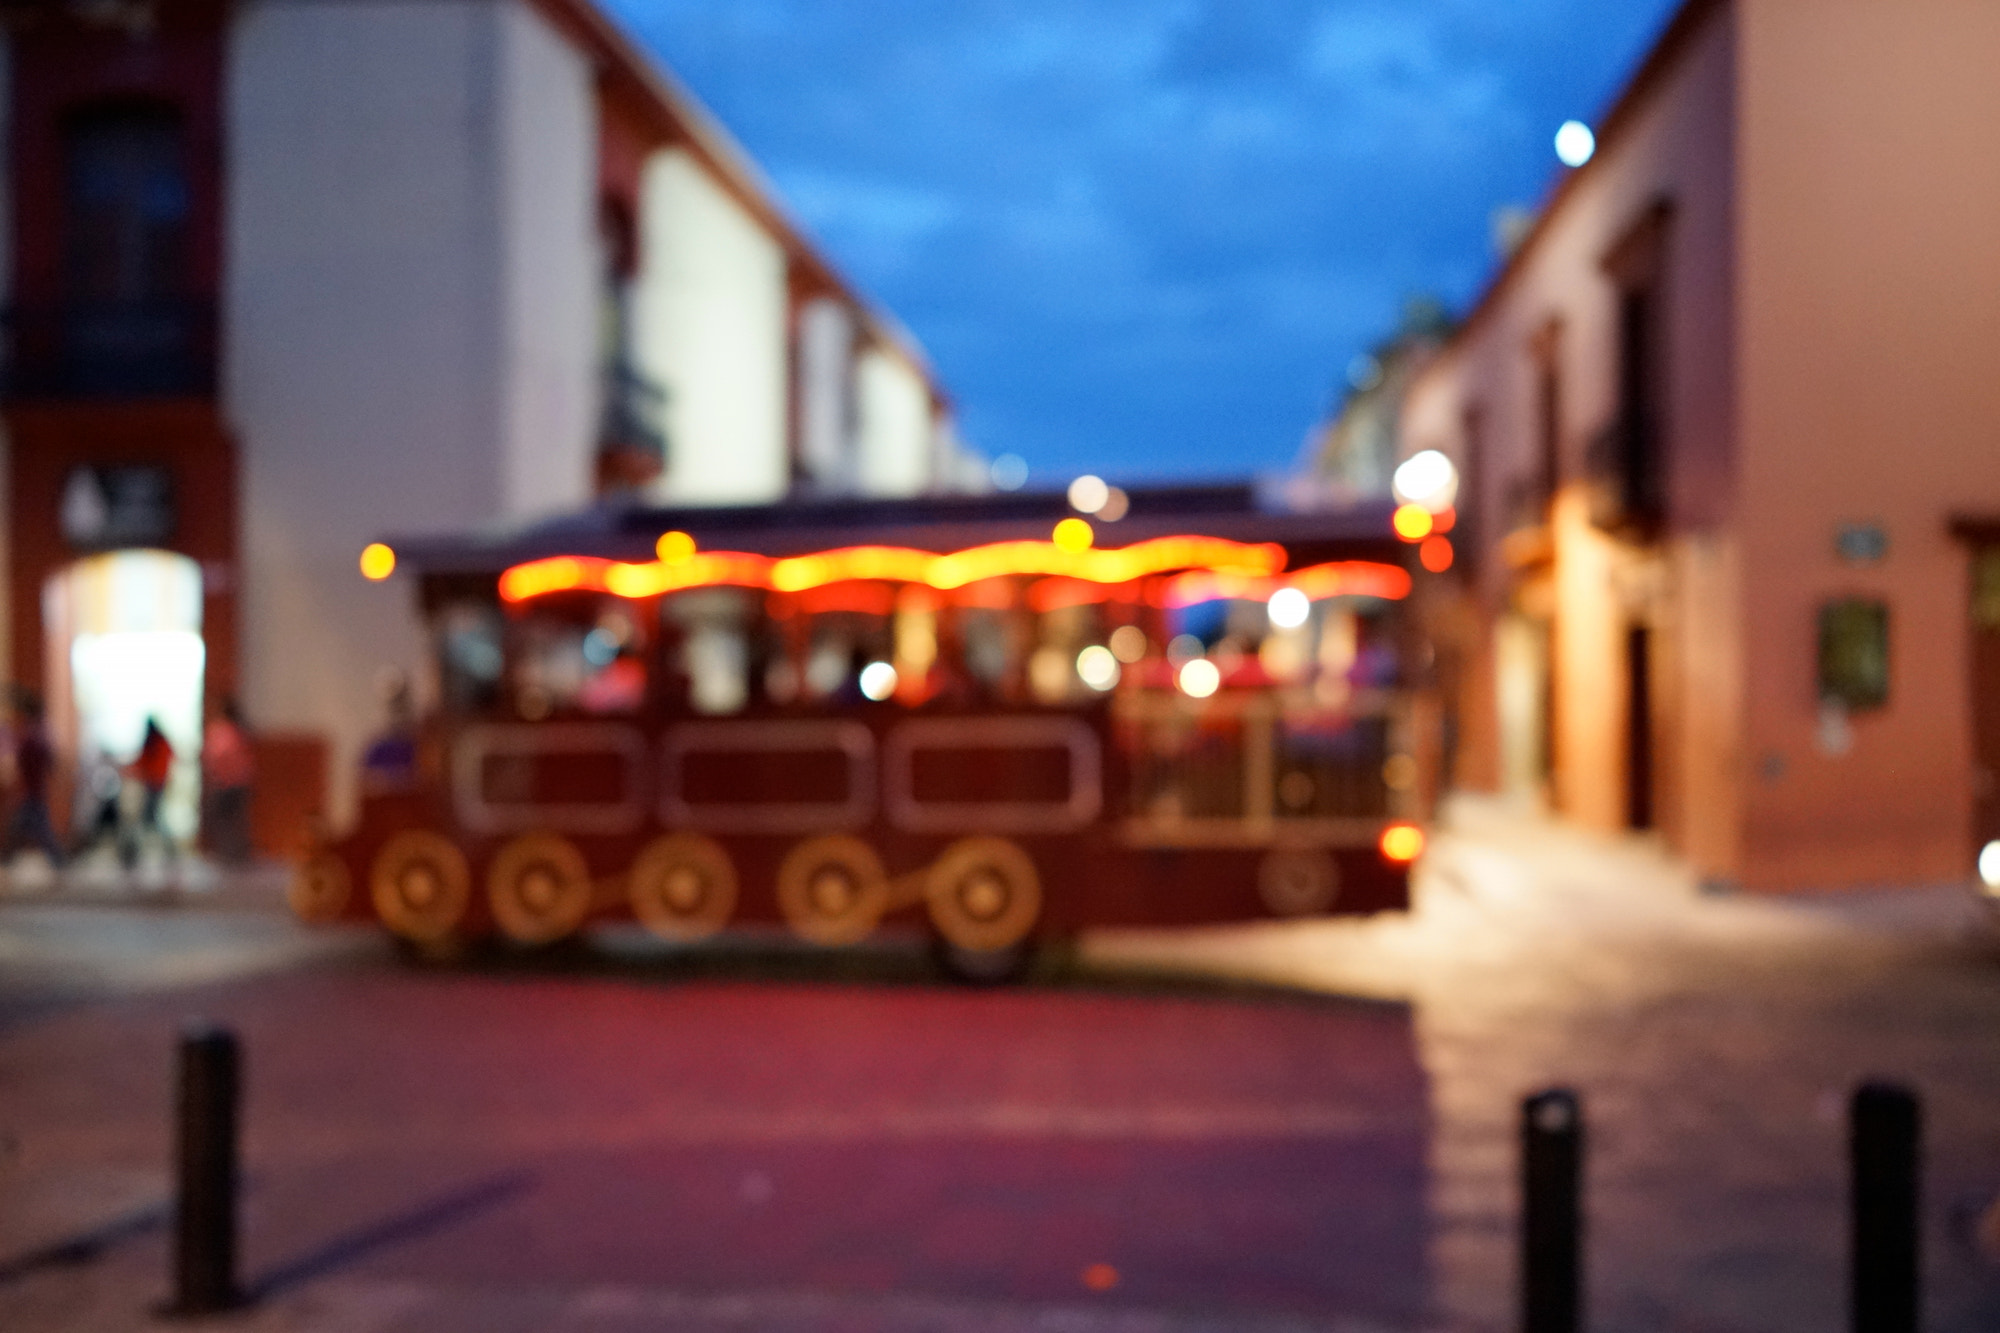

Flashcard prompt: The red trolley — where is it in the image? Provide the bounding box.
[291,485,1431,970]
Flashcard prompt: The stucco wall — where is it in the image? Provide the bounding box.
[632,147,790,504]
[493,0,597,518]
[856,345,933,497]
[227,0,591,823]
[795,296,856,494]
[1397,5,1739,868]
[1734,0,2000,887]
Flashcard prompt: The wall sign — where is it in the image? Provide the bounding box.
[1835,522,1888,565]
[60,465,176,551]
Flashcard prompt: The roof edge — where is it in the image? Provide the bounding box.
[1439,0,1729,353]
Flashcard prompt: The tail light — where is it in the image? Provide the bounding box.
[1379,823,1424,863]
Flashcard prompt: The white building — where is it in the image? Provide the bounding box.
[0,0,970,843]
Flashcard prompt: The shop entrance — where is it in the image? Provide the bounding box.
[43,549,205,843]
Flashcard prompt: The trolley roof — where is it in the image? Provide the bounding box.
[390,484,1409,579]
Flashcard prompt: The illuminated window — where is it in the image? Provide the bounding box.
[1818,598,1888,711]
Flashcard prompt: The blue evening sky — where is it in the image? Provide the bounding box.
[605,0,1684,486]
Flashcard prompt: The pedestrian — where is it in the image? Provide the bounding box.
[121,717,176,870]
[202,698,255,865]
[2,692,63,871]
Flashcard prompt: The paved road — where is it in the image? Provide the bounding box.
[5,802,2000,1330]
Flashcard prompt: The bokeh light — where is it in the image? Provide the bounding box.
[858,661,899,701]
[359,542,396,580]
[1052,517,1094,551]
[1380,823,1425,862]
[1392,504,1434,541]
[989,454,1029,490]
[1555,119,1596,167]
[1109,624,1149,662]
[656,530,696,564]
[1419,536,1454,572]
[1076,644,1120,691]
[1980,839,2000,893]
[1267,586,1310,629]
[1177,657,1220,698]
[1067,475,1110,514]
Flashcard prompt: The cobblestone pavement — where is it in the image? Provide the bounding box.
[5,805,2000,1331]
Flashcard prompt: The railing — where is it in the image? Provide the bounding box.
[1582,414,1664,537]
[598,361,668,473]
[0,300,217,400]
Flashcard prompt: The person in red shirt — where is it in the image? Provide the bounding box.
[122,717,175,870]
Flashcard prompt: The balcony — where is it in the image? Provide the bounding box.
[596,361,668,491]
[1583,415,1664,539]
[0,300,217,401]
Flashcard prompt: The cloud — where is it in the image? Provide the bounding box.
[606,0,1684,481]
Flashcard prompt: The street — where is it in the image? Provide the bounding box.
[5,800,2000,1331]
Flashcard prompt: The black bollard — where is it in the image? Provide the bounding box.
[1850,1081,1920,1333]
[172,1024,240,1314]
[1521,1088,1582,1333]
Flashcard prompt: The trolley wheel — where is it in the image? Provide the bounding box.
[924,836,1042,953]
[1258,846,1340,917]
[487,831,593,945]
[370,830,472,943]
[776,834,889,946]
[629,833,737,941]
[289,852,352,922]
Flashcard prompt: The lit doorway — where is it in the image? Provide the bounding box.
[1496,611,1552,804]
[43,549,206,843]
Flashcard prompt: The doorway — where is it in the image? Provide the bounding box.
[1626,624,1654,829]
[43,549,206,842]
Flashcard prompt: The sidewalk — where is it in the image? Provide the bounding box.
[1088,796,2000,1332]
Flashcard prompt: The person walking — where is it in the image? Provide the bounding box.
[121,717,176,871]
[202,698,255,865]
[2,693,63,872]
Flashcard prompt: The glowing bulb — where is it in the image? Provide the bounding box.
[1076,644,1120,691]
[359,543,396,581]
[1392,504,1435,542]
[1053,517,1094,552]
[1392,449,1458,509]
[657,530,696,564]
[1177,658,1220,699]
[1555,120,1595,167]
[1380,823,1425,863]
[1067,475,1110,515]
[1980,840,2000,893]
[858,661,899,702]
[1267,587,1310,630]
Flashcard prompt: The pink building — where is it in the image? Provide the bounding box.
[1398,0,2000,890]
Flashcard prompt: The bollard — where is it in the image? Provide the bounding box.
[1521,1088,1582,1333]
[172,1024,240,1314]
[1850,1081,1919,1333]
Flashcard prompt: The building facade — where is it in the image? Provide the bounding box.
[0,0,971,843]
[1397,0,2000,891]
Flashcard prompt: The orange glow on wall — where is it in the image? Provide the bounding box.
[498,535,1287,605]
[1419,536,1454,572]
[1391,504,1434,541]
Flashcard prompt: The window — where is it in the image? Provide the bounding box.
[1532,321,1563,509]
[1818,599,1889,712]
[1596,201,1673,534]
[64,102,189,305]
